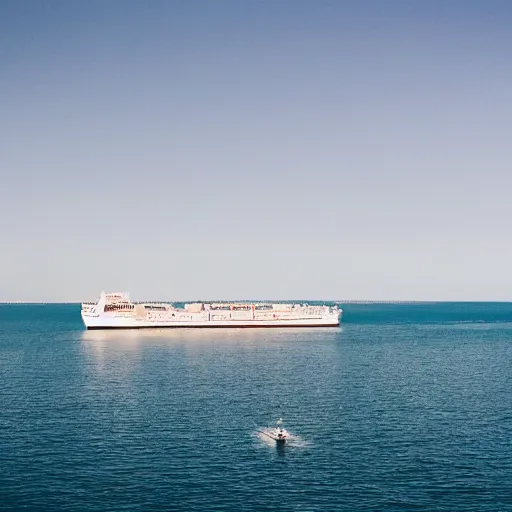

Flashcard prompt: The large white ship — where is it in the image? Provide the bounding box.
[81,292,342,329]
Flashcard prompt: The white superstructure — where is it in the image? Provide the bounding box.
[81,292,342,329]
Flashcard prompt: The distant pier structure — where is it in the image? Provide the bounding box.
[335,300,434,304]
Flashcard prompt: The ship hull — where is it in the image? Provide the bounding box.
[82,315,340,330]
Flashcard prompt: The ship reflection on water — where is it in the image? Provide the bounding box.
[80,326,342,369]
[80,328,253,369]
[80,326,293,349]
[80,326,341,347]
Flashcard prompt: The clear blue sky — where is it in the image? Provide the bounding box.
[1,0,511,302]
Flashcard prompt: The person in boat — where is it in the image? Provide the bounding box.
[276,426,286,439]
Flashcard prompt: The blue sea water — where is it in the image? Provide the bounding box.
[1,302,511,511]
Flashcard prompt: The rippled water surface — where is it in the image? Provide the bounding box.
[1,303,511,511]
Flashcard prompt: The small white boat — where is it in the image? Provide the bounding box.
[271,425,289,443]
[259,418,289,443]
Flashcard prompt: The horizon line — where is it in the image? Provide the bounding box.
[1,299,511,305]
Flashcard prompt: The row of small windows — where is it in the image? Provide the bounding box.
[104,304,134,312]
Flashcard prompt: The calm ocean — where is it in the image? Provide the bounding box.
[1,302,511,511]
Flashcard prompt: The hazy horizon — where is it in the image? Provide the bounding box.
[2,0,512,302]
[1,299,510,305]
